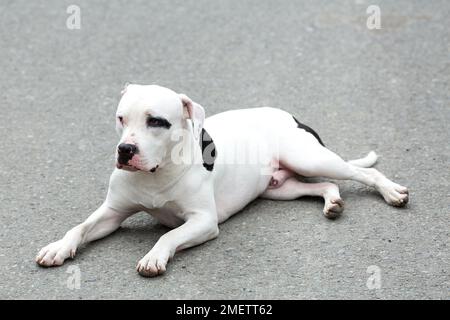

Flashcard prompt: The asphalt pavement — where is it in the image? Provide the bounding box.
[0,0,449,299]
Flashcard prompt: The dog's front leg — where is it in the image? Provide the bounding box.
[137,213,219,277]
[36,203,134,267]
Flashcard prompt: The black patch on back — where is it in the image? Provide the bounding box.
[292,116,325,146]
[199,128,216,171]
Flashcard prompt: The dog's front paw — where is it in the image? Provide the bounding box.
[36,240,77,267]
[136,250,170,277]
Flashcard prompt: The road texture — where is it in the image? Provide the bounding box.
[0,0,449,299]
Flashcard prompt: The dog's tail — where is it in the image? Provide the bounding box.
[348,151,378,168]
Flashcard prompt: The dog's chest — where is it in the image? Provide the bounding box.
[139,192,168,208]
[131,186,174,210]
[133,189,186,227]
[124,181,193,229]
[143,202,185,228]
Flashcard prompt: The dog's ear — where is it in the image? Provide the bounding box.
[179,93,205,140]
[121,82,130,96]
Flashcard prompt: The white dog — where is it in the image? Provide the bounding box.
[36,84,409,277]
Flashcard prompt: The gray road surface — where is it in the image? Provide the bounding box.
[0,0,449,299]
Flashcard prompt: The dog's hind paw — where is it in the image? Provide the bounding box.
[378,183,409,207]
[323,197,344,219]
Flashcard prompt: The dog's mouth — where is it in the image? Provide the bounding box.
[116,163,159,173]
[116,152,159,173]
[116,163,138,171]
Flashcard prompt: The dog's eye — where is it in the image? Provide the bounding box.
[146,116,172,129]
[117,116,123,124]
[147,118,162,127]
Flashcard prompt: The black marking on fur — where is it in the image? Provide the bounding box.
[199,128,216,171]
[292,116,325,146]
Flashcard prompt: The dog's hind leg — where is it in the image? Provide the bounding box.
[277,129,409,207]
[261,178,344,218]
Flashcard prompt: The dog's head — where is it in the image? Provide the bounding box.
[115,84,204,173]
